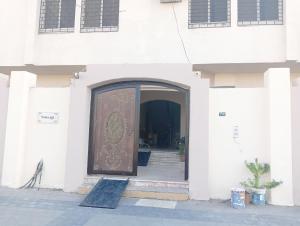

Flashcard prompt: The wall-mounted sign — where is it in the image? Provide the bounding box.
[38,112,59,124]
[219,112,226,117]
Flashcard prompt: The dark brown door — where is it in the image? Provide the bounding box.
[88,87,139,175]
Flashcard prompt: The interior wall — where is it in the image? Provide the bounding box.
[23,88,70,189]
[0,75,9,182]
[209,88,268,199]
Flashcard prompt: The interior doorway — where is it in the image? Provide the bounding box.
[140,100,180,149]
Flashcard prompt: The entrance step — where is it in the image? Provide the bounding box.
[78,176,189,201]
[124,185,189,201]
[148,151,184,167]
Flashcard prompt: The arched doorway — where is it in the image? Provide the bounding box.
[88,81,189,180]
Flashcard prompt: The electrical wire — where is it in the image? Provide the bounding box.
[172,4,191,64]
[20,160,43,190]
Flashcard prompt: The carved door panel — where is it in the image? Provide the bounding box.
[89,87,138,175]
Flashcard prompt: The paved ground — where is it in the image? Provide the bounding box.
[0,187,300,226]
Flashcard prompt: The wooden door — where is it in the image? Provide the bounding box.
[88,86,139,175]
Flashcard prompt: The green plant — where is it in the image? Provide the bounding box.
[241,158,282,190]
[178,137,185,155]
[178,143,185,155]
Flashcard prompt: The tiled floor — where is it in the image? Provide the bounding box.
[137,149,185,182]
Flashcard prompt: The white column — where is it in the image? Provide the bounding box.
[264,68,294,206]
[1,71,37,188]
[0,74,9,183]
[189,78,209,200]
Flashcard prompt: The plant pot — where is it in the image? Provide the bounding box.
[179,154,185,162]
[251,188,266,205]
[251,188,266,195]
[231,188,246,209]
[245,191,252,205]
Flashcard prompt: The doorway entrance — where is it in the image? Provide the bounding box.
[140,100,180,149]
[88,81,189,180]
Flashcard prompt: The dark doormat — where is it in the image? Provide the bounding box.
[80,179,129,209]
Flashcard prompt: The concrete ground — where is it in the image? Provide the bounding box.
[0,187,300,226]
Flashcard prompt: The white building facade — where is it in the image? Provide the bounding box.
[0,0,300,206]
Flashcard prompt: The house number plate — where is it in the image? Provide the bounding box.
[38,112,59,124]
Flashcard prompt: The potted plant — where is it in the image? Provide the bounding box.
[245,190,252,205]
[241,158,282,205]
[178,137,185,162]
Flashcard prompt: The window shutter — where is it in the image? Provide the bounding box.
[190,0,209,23]
[260,0,279,21]
[60,0,76,28]
[83,0,102,28]
[44,0,60,29]
[102,0,119,27]
[210,0,228,22]
[238,0,257,22]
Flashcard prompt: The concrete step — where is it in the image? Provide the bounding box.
[78,177,189,201]
[148,152,183,165]
[82,176,188,188]
[124,186,189,201]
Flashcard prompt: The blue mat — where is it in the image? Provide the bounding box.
[80,179,129,209]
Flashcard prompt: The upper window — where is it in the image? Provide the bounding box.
[39,0,76,33]
[238,0,283,25]
[189,0,231,28]
[80,0,120,32]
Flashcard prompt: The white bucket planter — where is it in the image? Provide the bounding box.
[251,188,266,195]
[251,188,266,205]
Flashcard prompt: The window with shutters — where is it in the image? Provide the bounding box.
[189,0,231,28]
[80,0,120,32]
[39,0,76,33]
[238,0,283,25]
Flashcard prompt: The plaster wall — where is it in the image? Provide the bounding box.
[0,75,9,182]
[1,72,37,188]
[265,68,293,206]
[64,64,209,200]
[37,75,72,87]
[2,0,300,66]
[23,88,70,189]
[214,73,264,88]
[0,0,29,66]
[285,0,300,61]
[292,87,300,206]
[209,88,269,199]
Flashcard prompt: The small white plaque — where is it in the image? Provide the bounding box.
[38,112,59,124]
